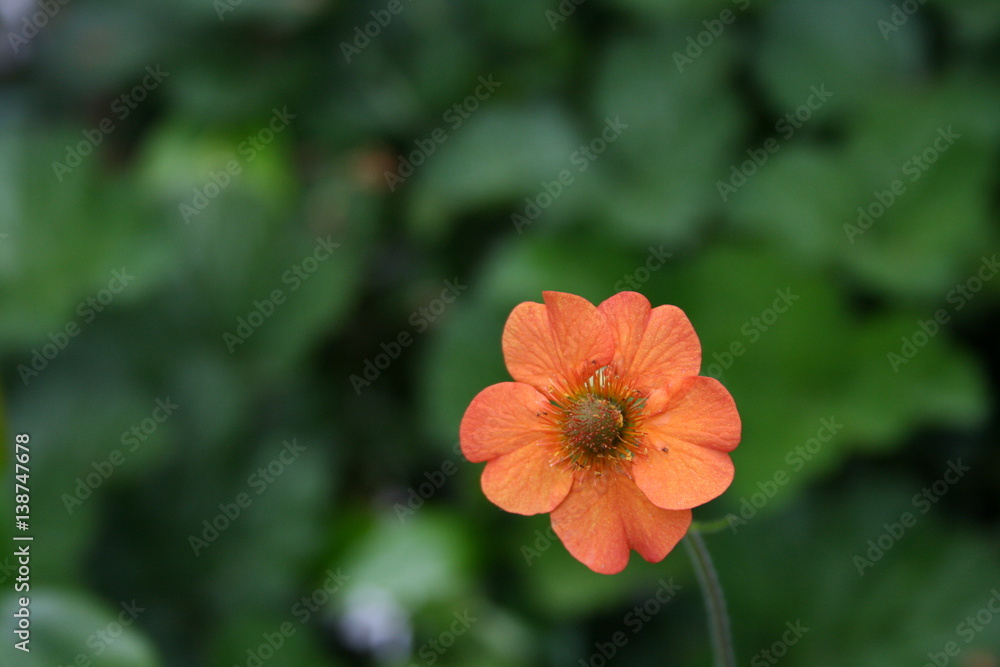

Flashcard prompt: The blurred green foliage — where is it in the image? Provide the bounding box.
[0,0,998,665]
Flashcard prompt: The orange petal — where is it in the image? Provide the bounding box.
[633,377,741,510]
[481,444,572,515]
[551,472,691,574]
[598,292,701,388]
[460,382,555,463]
[502,292,614,390]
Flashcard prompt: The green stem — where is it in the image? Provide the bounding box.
[683,528,735,667]
[689,517,731,535]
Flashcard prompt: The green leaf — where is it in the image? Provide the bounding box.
[406,104,581,239]
[590,31,743,243]
[716,474,1000,666]
[0,590,160,667]
[753,0,926,117]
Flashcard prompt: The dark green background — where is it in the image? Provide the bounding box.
[1,0,998,665]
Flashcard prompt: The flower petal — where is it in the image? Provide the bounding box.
[551,473,692,574]
[502,291,614,390]
[633,377,741,510]
[460,382,555,463]
[458,382,554,463]
[481,444,572,515]
[598,292,701,388]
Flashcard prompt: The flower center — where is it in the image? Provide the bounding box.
[563,395,625,454]
[541,365,647,474]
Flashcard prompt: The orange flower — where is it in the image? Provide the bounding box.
[460,291,741,574]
